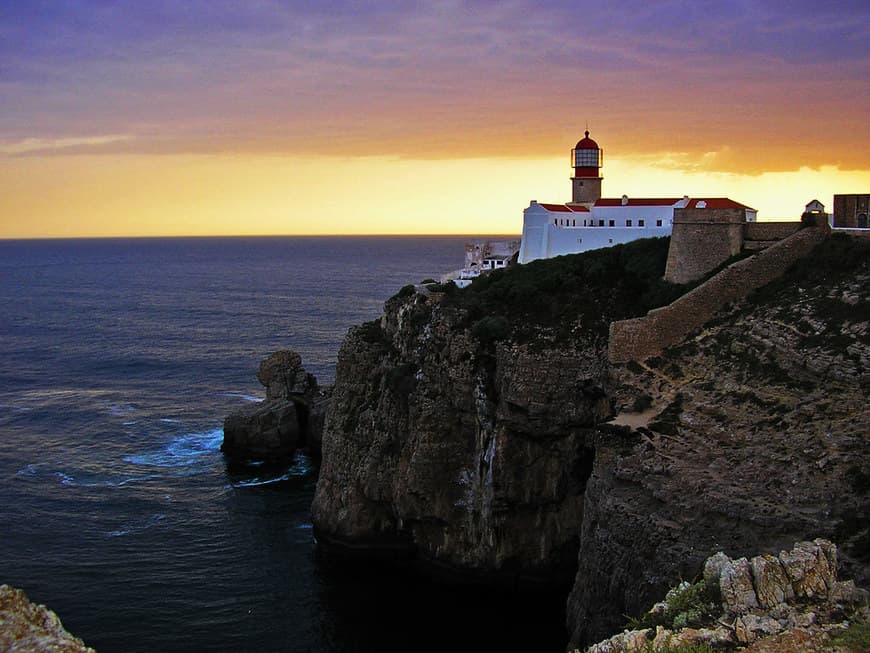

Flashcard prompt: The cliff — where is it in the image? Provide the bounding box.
[311,233,870,647]
[312,238,682,583]
[567,233,869,645]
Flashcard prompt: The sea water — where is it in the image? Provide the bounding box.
[0,237,566,652]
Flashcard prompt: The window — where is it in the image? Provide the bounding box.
[609,219,615,227]
[598,219,604,226]
[572,219,576,226]
[608,238,613,243]
[638,219,645,227]
[656,219,662,227]
[626,219,633,227]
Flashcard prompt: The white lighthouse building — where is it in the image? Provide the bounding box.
[518,131,756,264]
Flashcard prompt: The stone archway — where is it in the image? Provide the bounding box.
[858,213,868,228]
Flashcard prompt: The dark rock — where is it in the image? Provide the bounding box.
[312,289,609,585]
[222,349,328,461]
[221,400,300,461]
[304,387,333,458]
[258,350,317,400]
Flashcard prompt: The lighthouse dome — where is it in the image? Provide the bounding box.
[575,130,598,149]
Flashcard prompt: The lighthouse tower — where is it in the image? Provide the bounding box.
[570,130,603,207]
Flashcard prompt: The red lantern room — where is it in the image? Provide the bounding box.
[570,130,603,206]
[571,130,603,177]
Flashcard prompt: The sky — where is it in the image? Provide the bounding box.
[1,0,868,237]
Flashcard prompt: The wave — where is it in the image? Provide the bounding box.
[124,428,223,469]
[228,452,315,488]
[220,392,262,403]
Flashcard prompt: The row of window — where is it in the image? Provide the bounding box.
[553,218,665,227]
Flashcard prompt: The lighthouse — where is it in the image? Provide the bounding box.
[570,130,603,207]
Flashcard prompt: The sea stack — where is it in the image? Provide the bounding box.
[222,350,329,461]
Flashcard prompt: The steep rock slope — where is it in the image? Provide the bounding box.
[567,234,870,646]
[312,238,682,584]
[310,233,869,650]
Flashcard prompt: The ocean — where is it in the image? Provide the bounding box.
[0,237,567,652]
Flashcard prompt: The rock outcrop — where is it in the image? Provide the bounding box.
[585,539,869,653]
[0,584,94,653]
[312,239,694,582]
[566,234,870,646]
[310,234,869,648]
[222,350,329,461]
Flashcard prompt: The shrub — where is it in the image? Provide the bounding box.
[831,620,870,652]
[393,284,416,300]
[471,315,510,345]
[626,579,719,632]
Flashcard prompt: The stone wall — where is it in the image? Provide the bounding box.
[743,222,802,241]
[608,227,827,363]
[664,208,745,284]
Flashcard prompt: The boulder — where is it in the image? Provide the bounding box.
[751,554,794,609]
[222,400,300,461]
[719,557,759,615]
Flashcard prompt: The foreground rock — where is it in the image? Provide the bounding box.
[0,584,94,653]
[222,350,330,461]
[585,539,869,653]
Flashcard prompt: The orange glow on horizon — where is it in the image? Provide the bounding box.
[1,153,868,239]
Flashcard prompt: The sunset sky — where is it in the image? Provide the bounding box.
[1,1,868,238]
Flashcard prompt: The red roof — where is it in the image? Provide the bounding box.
[685,198,756,211]
[539,203,590,213]
[574,130,599,150]
[595,198,681,207]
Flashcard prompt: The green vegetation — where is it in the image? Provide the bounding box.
[441,237,688,344]
[392,284,417,300]
[626,579,719,632]
[470,315,510,345]
[831,620,870,653]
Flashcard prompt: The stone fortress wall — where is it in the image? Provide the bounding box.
[609,225,828,364]
[663,207,746,284]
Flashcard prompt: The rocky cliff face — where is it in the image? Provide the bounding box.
[312,286,609,582]
[567,234,870,646]
[311,235,870,647]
